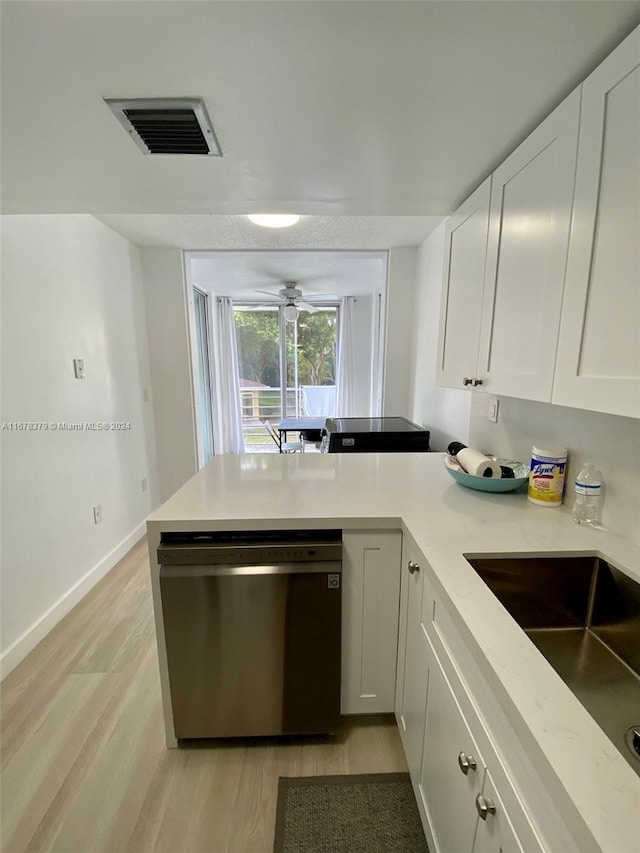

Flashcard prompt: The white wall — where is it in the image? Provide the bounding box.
[1,215,158,675]
[140,249,197,502]
[409,223,471,449]
[469,395,640,544]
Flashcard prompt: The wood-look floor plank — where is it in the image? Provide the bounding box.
[1,537,407,853]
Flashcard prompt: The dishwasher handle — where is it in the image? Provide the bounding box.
[159,561,342,578]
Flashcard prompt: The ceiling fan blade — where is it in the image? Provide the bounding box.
[297,301,319,313]
[255,289,281,298]
[302,292,339,301]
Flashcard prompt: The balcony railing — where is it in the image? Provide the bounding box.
[240,386,335,451]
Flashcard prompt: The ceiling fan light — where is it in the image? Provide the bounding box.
[247,213,300,228]
[283,304,298,322]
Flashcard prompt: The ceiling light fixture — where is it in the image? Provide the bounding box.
[247,213,300,228]
[283,304,299,323]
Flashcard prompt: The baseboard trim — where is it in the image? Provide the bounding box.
[0,521,147,680]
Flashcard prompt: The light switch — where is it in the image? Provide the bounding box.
[73,358,85,379]
[489,397,499,423]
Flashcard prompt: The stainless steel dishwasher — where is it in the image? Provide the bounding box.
[158,529,342,739]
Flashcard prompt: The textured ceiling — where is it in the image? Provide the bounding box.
[3,1,640,219]
[188,250,388,299]
[96,214,442,249]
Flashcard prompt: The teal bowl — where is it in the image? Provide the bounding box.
[443,455,530,493]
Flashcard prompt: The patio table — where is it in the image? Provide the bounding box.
[276,417,327,451]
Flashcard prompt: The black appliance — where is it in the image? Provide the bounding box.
[323,417,430,453]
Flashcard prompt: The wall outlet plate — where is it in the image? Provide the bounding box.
[489,397,499,423]
[141,477,148,493]
[93,504,103,525]
[73,358,85,379]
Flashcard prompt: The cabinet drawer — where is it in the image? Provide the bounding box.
[420,636,487,853]
[424,582,550,853]
[473,768,524,853]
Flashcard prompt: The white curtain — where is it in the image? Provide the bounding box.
[213,297,245,454]
[336,296,357,417]
[301,385,336,417]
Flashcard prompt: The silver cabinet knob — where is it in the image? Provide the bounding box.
[475,793,496,820]
[462,377,473,386]
[472,378,483,387]
[408,560,420,575]
[457,751,477,775]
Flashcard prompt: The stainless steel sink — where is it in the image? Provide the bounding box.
[465,554,640,776]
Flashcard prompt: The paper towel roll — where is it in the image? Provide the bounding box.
[456,447,501,478]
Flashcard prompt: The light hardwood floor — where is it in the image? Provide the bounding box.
[1,537,407,853]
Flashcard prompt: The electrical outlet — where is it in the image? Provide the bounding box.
[73,358,85,379]
[141,477,148,493]
[93,504,103,525]
[489,397,499,423]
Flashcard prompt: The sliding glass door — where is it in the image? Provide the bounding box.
[234,306,338,450]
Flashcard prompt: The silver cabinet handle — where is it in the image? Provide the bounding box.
[408,561,420,575]
[462,377,473,386]
[457,751,477,775]
[472,378,483,387]
[475,793,496,820]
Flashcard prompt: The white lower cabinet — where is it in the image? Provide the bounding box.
[396,548,546,853]
[472,769,523,853]
[419,640,487,853]
[395,534,429,783]
[341,530,401,714]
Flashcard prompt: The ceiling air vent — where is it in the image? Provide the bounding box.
[104,98,222,156]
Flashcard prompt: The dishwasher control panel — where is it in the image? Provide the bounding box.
[158,529,343,566]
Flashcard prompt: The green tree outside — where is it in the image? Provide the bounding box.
[235,308,337,388]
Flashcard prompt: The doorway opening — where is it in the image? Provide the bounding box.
[185,251,387,460]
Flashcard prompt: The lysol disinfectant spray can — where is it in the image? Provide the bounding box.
[527,446,567,507]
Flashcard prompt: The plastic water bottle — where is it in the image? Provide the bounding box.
[572,464,603,527]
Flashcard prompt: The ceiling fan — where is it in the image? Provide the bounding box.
[253,282,338,322]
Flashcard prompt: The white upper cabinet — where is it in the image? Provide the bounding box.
[436,25,639,415]
[436,179,492,390]
[553,27,640,418]
[476,90,580,400]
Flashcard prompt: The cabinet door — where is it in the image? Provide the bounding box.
[419,639,485,853]
[476,90,580,401]
[436,178,492,390]
[341,531,401,714]
[395,541,429,784]
[472,769,524,853]
[553,27,640,418]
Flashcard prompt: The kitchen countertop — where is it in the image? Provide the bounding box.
[147,452,640,852]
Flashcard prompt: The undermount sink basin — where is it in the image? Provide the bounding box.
[465,553,640,776]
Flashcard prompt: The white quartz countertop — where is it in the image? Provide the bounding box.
[147,452,640,852]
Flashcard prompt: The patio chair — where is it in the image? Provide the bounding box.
[263,420,304,453]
